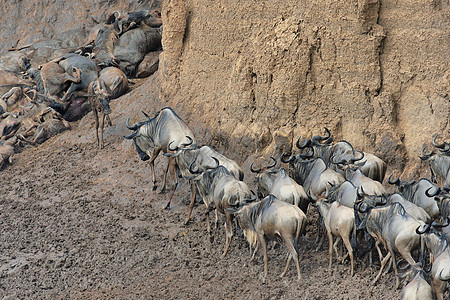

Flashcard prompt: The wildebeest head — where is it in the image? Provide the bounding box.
[124,111,153,161]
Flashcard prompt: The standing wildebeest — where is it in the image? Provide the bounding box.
[165,144,243,225]
[124,107,195,208]
[187,160,254,256]
[229,194,307,281]
[416,222,450,300]
[281,153,345,201]
[357,202,425,288]
[313,194,355,276]
[298,128,387,182]
[420,134,450,187]
[387,176,441,220]
[250,157,309,213]
[400,266,433,300]
[87,79,112,149]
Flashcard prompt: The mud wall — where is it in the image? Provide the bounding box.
[160,0,449,176]
[0,0,448,177]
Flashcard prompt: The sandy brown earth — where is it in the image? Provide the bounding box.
[0,74,404,300]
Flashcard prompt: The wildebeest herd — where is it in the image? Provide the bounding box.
[123,108,449,300]
[0,7,162,167]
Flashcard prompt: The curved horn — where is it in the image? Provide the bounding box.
[281,152,294,163]
[266,157,277,169]
[189,159,200,174]
[211,157,220,169]
[323,136,334,145]
[349,150,365,164]
[380,195,388,205]
[425,186,440,198]
[415,224,430,235]
[356,186,365,199]
[419,146,434,160]
[167,141,178,152]
[298,147,315,159]
[296,137,311,149]
[182,136,194,147]
[249,161,261,173]
[141,111,151,122]
[330,154,347,165]
[126,116,137,130]
[432,134,445,149]
[387,175,400,185]
[311,127,331,144]
[123,132,137,139]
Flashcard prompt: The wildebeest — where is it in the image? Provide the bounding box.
[357,202,425,288]
[399,266,433,300]
[387,176,440,220]
[339,163,387,197]
[0,113,21,140]
[187,160,254,256]
[165,144,243,225]
[0,136,16,169]
[420,134,450,187]
[250,157,309,213]
[124,107,196,208]
[17,107,71,145]
[416,222,450,300]
[298,128,387,182]
[113,25,162,76]
[313,194,355,276]
[281,154,345,201]
[230,194,307,281]
[55,53,98,103]
[37,61,81,100]
[0,51,30,74]
[98,67,128,99]
[87,79,112,149]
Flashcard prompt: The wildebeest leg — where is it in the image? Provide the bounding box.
[327,230,334,271]
[222,211,234,257]
[204,202,213,242]
[250,243,259,262]
[258,233,269,281]
[100,112,106,149]
[92,108,100,148]
[280,237,302,280]
[164,157,178,209]
[184,183,197,225]
[148,148,161,191]
[160,159,169,193]
[342,235,354,276]
[333,237,342,261]
[214,209,219,229]
[373,252,391,285]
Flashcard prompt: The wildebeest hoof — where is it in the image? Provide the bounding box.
[152,185,158,191]
[158,189,166,194]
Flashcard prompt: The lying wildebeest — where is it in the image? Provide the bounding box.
[165,144,243,225]
[0,86,35,114]
[124,107,196,208]
[298,128,387,182]
[250,157,309,213]
[356,202,425,289]
[98,67,128,99]
[37,61,81,100]
[399,266,433,300]
[416,221,450,300]
[136,50,161,78]
[313,194,355,276]
[55,53,98,103]
[229,194,307,281]
[17,107,71,145]
[87,79,112,149]
[187,158,254,256]
[118,9,162,29]
[420,134,450,187]
[0,51,30,74]
[113,25,162,76]
[387,176,440,220]
[0,113,21,140]
[0,70,35,99]
[0,136,16,169]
